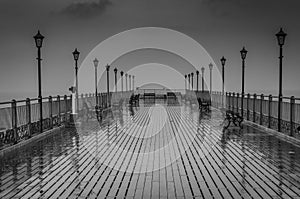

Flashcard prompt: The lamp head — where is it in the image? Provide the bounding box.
[34,30,44,48]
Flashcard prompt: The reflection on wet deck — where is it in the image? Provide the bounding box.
[0,102,300,199]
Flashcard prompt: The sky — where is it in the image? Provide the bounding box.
[0,0,300,100]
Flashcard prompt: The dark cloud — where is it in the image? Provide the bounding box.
[61,0,112,18]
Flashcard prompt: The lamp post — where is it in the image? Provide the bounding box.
[184,74,187,90]
[129,75,131,91]
[93,58,99,108]
[276,28,287,132]
[188,74,190,90]
[221,56,226,108]
[196,70,199,92]
[191,72,194,90]
[209,63,213,94]
[120,71,124,93]
[72,48,80,114]
[125,73,128,92]
[133,75,135,91]
[240,47,247,117]
[34,31,44,133]
[201,67,205,92]
[114,68,118,92]
[106,64,110,107]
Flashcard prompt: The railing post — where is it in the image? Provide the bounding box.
[247,93,250,120]
[260,94,264,125]
[12,99,18,144]
[227,92,229,109]
[64,95,68,122]
[26,98,31,138]
[236,93,239,114]
[49,96,53,129]
[253,94,257,122]
[57,95,61,125]
[268,95,272,128]
[232,92,235,111]
[225,92,227,109]
[290,96,295,136]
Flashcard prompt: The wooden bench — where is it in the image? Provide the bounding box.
[197,98,211,111]
[143,93,155,99]
[129,94,139,106]
[222,109,243,129]
[196,91,211,111]
[80,101,98,121]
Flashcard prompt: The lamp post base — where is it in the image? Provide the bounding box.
[66,113,80,127]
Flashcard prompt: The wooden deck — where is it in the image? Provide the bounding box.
[0,103,300,199]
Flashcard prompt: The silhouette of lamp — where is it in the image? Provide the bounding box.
[220,56,226,108]
[240,47,247,117]
[34,30,44,133]
[276,28,287,132]
[72,48,80,114]
[93,58,99,109]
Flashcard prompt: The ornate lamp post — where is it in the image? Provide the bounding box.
[106,64,110,107]
[133,75,135,91]
[191,72,194,90]
[34,31,44,133]
[220,56,226,108]
[125,73,128,91]
[196,70,199,92]
[129,75,131,91]
[114,68,118,92]
[184,74,187,90]
[209,63,213,94]
[93,58,99,108]
[240,47,247,117]
[276,28,287,132]
[120,71,124,93]
[201,67,205,92]
[72,48,80,114]
[188,74,190,90]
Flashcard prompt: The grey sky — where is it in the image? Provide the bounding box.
[0,0,299,99]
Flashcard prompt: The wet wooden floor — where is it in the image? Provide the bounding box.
[1,103,300,198]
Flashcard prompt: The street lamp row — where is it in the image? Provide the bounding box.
[219,28,286,133]
[185,64,213,93]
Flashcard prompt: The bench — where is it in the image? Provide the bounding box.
[222,109,243,129]
[143,93,155,99]
[197,98,211,111]
[167,92,180,105]
[196,91,211,111]
[80,100,99,121]
[129,94,139,106]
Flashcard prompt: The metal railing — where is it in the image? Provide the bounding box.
[223,92,300,137]
[184,90,300,138]
[0,91,133,148]
[0,95,72,147]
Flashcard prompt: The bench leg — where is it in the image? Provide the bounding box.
[223,119,231,129]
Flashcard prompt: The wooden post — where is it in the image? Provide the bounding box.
[49,96,53,129]
[12,99,18,144]
[290,96,295,136]
[268,95,272,128]
[260,94,264,125]
[26,98,31,138]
